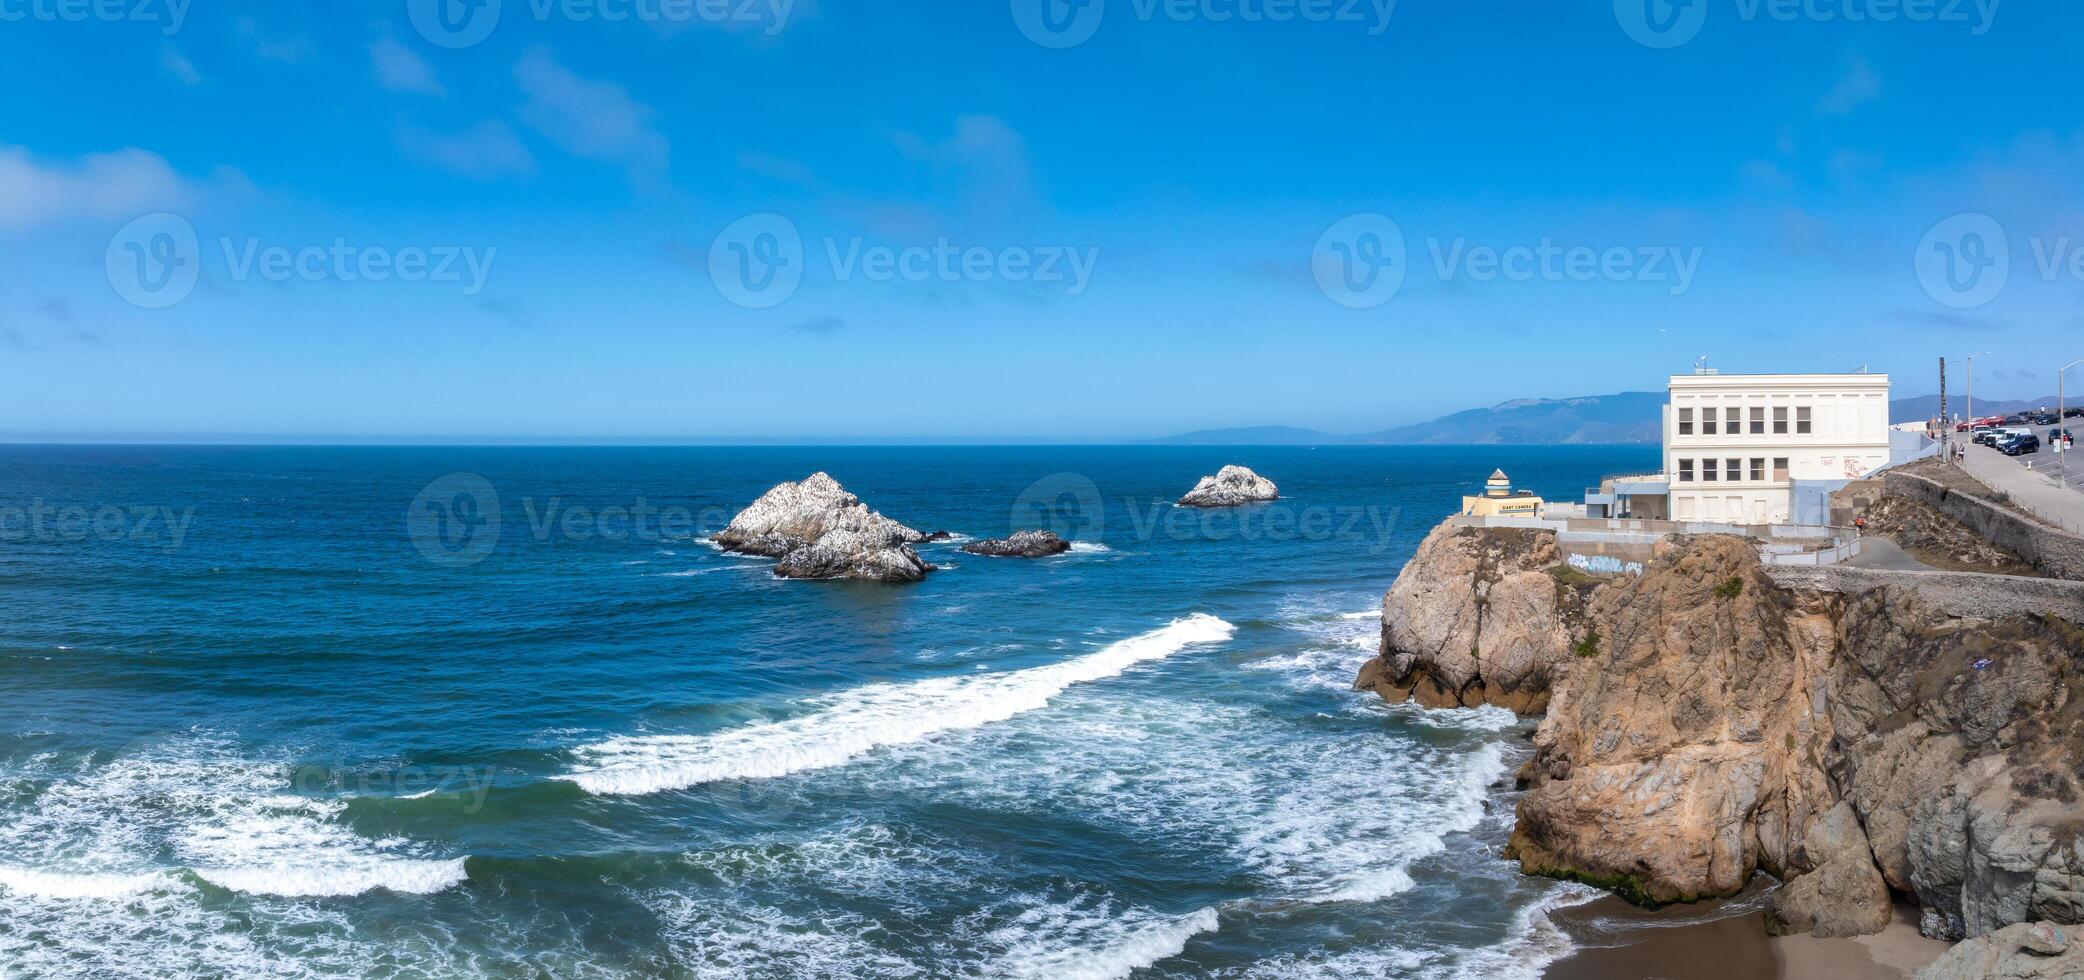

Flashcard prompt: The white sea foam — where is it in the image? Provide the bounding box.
[1337,610,1378,620]
[1065,541,1111,554]
[0,737,481,978]
[647,823,1214,979]
[1441,881,1604,980]
[562,614,1235,795]
[0,866,164,900]
[0,737,468,901]
[988,903,1218,980]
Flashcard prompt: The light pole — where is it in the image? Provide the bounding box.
[1965,350,1990,429]
[2062,359,2082,462]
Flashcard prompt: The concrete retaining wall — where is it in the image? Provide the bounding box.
[1766,564,2084,625]
[1886,472,2084,581]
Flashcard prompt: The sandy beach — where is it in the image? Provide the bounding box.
[1544,888,1951,980]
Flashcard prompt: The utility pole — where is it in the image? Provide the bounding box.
[1939,357,1949,463]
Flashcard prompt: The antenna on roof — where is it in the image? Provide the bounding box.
[1853,363,1869,374]
[1693,355,1716,376]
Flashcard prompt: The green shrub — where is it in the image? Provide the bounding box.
[1573,629,1600,659]
[1713,577,1744,600]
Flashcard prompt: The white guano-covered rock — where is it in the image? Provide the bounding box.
[1177,466,1278,508]
[712,472,933,582]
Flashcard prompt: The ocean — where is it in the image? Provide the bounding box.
[0,444,1659,978]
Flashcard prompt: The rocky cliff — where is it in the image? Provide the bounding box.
[1355,521,2084,947]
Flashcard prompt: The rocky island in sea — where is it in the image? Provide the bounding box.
[1177,465,1279,508]
[711,472,935,582]
[1356,460,2084,978]
[960,530,1071,558]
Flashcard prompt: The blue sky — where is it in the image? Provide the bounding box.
[1,0,2079,441]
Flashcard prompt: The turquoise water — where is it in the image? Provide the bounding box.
[1,445,1656,978]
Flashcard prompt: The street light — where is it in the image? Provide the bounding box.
[1964,351,1991,427]
[2062,358,2082,460]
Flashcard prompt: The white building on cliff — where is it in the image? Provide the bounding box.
[1589,369,1896,526]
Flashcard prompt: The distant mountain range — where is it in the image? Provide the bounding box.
[1150,392,2071,446]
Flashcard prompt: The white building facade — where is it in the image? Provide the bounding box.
[1663,372,1891,524]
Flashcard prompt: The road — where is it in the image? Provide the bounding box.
[1844,536,1936,572]
[1956,438,2084,535]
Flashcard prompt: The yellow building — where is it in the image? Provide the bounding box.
[1462,469,1545,517]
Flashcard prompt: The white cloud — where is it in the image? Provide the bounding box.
[371,37,445,96]
[161,45,201,86]
[1818,55,1880,115]
[514,48,669,188]
[888,113,1037,210]
[0,145,202,229]
[397,121,538,181]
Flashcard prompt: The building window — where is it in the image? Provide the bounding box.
[1749,407,1765,435]
[1750,458,1765,482]
[1703,458,1718,482]
[1796,406,1812,434]
[1773,457,1789,481]
[1703,408,1718,436]
[1727,458,1743,481]
[1773,407,1788,434]
[1678,459,1695,482]
[1678,407,1694,436]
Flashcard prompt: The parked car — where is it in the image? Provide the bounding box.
[2067,407,2084,419]
[1972,427,2000,445]
[2001,434,2042,455]
[2030,412,2059,425]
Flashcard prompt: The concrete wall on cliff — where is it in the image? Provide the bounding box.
[1886,471,2084,581]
